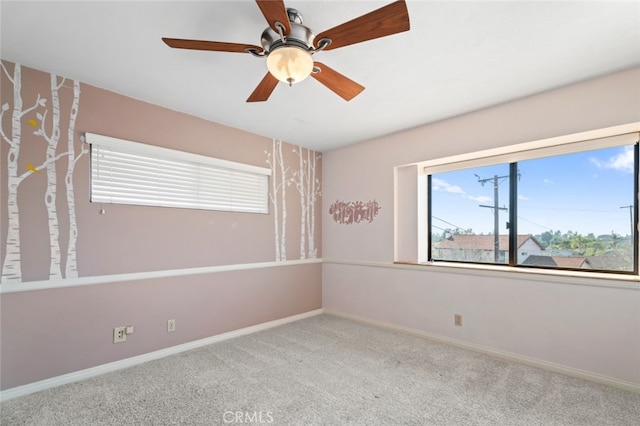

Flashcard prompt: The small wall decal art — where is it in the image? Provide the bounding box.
[329,199,381,225]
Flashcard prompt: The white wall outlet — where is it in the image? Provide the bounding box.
[167,319,176,332]
[113,326,127,343]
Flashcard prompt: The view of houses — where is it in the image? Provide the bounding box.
[432,232,633,271]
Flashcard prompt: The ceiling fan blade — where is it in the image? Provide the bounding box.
[311,62,365,101]
[162,38,263,54]
[247,72,279,102]
[314,0,410,51]
[255,0,291,35]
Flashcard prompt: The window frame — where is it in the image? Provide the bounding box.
[424,132,640,276]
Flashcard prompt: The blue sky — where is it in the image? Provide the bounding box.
[431,145,635,237]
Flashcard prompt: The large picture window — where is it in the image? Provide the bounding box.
[428,133,639,274]
[87,133,271,214]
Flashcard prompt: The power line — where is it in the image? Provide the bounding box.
[517,215,553,231]
[432,215,468,232]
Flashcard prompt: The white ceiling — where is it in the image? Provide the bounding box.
[2,1,639,152]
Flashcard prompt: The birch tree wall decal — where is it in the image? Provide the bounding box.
[292,146,322,259]
[34,74,65,279]
[294,147,307,259]
[64,81,84,279]
[266,139,290,261]
[267,141,321,261]
[0,62,48,283]
[306,149,321,258]
[32,75,84,279]
[266,141,281,260]
[278,140,288,260]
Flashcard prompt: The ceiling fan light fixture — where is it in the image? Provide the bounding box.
[163,1,410,102]
[266,46,314,86]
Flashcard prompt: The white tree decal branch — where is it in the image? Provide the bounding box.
[1,61,14,84]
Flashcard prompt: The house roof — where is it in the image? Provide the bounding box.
[521,255,591,269]
[586,254,632,271]
[435,234,542,251]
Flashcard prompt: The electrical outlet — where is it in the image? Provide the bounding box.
[167,319,176,332]
[113,326,127,343]
[454,314,462,327]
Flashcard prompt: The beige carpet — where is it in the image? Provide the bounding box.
[1,314,639,425]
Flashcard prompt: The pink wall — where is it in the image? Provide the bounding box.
[1,263,321,389]
[0,61,322,390]
[322,67,640,385]
[323,264,640,384]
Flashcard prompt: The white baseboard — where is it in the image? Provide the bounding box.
[0,309,323,402]
[323,309,640,395]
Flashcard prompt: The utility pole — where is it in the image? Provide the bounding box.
[476,174,509,262]
[620,205,633,237]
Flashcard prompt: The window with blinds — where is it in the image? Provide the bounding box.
[87,133,270,214]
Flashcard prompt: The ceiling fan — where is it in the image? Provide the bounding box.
[162,0,410,102]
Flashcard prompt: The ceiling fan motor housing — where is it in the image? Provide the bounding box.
[261,9,315,54]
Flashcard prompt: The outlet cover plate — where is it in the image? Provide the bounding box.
[113,326,127,343]
[454,314,462,327]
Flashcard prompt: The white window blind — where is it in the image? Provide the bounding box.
[87,133,270,214]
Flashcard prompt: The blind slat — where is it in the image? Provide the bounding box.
[90,138,269,214]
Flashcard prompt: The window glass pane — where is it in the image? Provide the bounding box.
[431,164,511,264]
[517,145,636,272]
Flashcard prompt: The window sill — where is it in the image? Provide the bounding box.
[325,258,640,290]
[393,260,640,289]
